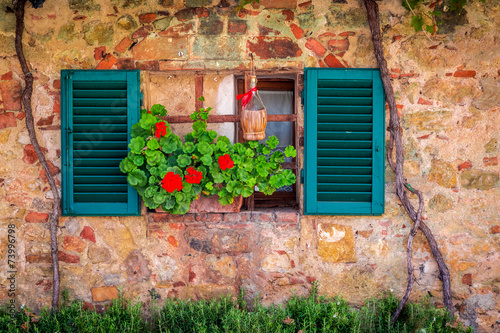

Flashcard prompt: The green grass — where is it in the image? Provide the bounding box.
[1,286,472,333]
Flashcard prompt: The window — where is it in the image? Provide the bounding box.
[61,70,141,216]
[236,77,298,210]
[303,68,385,215]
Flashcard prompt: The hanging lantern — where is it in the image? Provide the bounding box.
[237,55,267,141]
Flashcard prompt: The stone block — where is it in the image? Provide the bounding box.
[0,81,21,111]
[259,0,297,8]
[402,110,453,131]
[83,21,114,46]
[247,37,302,59]
[63,236,86,253]
[428,194,453,212]
[192,37,242,60]
[25,212,49,223]
[88,246,111,263]
[91,286,119,302]
[228,20,247,35]
[180,284,235,301]
[116,15,137,31]
[205,255,235,278]
[80,226,96,243]
[460,170,499,190]
[158,22,193,37]
[133,36,188,60]
[153,17,173,31]
[317,223,356,263]
[429,159,457,188]
[199,19,223,35]
[139,13,156,24]
[58,251,80,264]
[124,250,151,283]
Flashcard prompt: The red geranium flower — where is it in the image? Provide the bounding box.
[218,154,234,170]
[185,166,203,184]
[155,121,168,138]
[161,172,183,193]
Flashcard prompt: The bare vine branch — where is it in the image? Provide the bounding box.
[14,0,61,311]
[363,0,453,322]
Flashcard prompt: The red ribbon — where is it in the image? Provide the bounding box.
[236,86,257,109]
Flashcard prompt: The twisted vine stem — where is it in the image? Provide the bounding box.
[363,0,452,323]
[14,0,61,311]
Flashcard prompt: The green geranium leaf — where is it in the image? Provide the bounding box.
[182,182,193,194]
[246,177,257,187]
[192,120,206,132]
[131,123,148,138]
[245,148,255,157]
[200,112,209,121]
[241,186,253,198]
[271,151,285,163]
[145,186,158,198]
[132,155,145,166]
[139,113,157,130]
[150,104,167,117]
[153,191,167,204]
[200,154,213,166]
[161,136,179,154]
[127,169,147,187]
[146,150,163,166]
[205,182,213,191]
[175,192,186,202]
[247,141,259,148]
[262,146,271,155]
[269,174,283,188]
[282,169,296,185]
[147,139,160,150]
[183,142,195,154]
[226,180,238,193]
[266,136,279,149]
[161,196,176,210]
[143,196,159,209]
[129,137,145,154]
[208,130,217,140]
[177,154,192,168]
[119,157,136,173]
[284,146,296,158]
[173,201,190,215]
[213,172,224,184]
[197,142,213,155]
[184,132,195,142]
[197,132,212,143]
[216,139,229,152]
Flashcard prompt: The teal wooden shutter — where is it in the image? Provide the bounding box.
[61,70,141,216]
[304,68,385,215]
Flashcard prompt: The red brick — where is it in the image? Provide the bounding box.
[324,54,344,68]
[26,254,51,263]
[458,161,473,171]
[389,74,399,79]
[339,31,355,36]
[36,115,55,127]
[35,279,53,292]
[167,235,179,247]
[290,23,304,39]
[490,226,500,234]
[417,134,431,139]
[391,68,401,73]
[306,276,316,284]
[40,160,60,182]
[428,44,439,49]
[17,112,25,120]
[25,212,49,223]
[132,26,152,39]
[290,260,295,268]
[74,15,86,20]
[228,20,247,35]
[91,286,118,302]
[453,70,476,78]
[22,144,48,164]
[96,54,117,70]
[139,13,156,24]
[462,273,472,286]
[259,25,280,36]
[393,35,402,41]
[173,281,186,287]
[281,9,294,21]
[276,212,298,223]
[276,250,286,255]
[0,112,17,129]
[94,46,106,61]
[189,268,196,282]
[328,39,349,52]
[400,73,419,78]
[169,223,186,230]
[116,58,135,70]
[115,37,133,53]
[0,81,22,110]
[259,0,297,9]
[318,59,327,68]
[53,79,61,89]
[305,38,326,57]
[247,37,302,59]
[289,277,304,284]
[483,157,498,166]
[1,71,13,80]
[58,251,80,263]
[135,60,159,70]
[417,97,433,105]
[63,236,86,253]
[446,73,453,76]
[53,95,61,113]
[80,226,96,243]
[158,22,194,37]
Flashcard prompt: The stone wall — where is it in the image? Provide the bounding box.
[0,0,499,331]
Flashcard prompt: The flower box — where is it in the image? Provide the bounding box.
[155,195,243,214]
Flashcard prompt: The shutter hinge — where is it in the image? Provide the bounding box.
[300,169,304,184]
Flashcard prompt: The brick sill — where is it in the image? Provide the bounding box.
[147,208,300,224]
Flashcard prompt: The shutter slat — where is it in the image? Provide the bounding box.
[317,140,372,149]
[318,123,372,131]
[74,184,128,192]
[73,90,127,98]
[73,81,127,90]
[74,133,127,141]
[317,192,372,202]
[74,124,127,133]
[74,193,128,202]
[73,107,127,115]
[73,98,128,107]
[318,166,372,175]
[318,79,372,88]
[318,149,372,158]
[73,115,127,124]
[318,114,372,123]
[318,96,372,106]
[74,141,127,150]
[318,87,372,97]
[317,184,372,192]
[318,157,372,166]
[318,132,372,140]
[74,158,122,167]
[74,167,125,176]
[74,175,127,184]
[318,105,372,114]
[318,175,372,183]
[74,150,128,158]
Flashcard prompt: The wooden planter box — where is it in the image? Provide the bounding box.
[155,195,243,214]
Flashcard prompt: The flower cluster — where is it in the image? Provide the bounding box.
[155,121,167,138]
[161,172,183,193]
[185,166,203,184]
[218,154,234,170]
